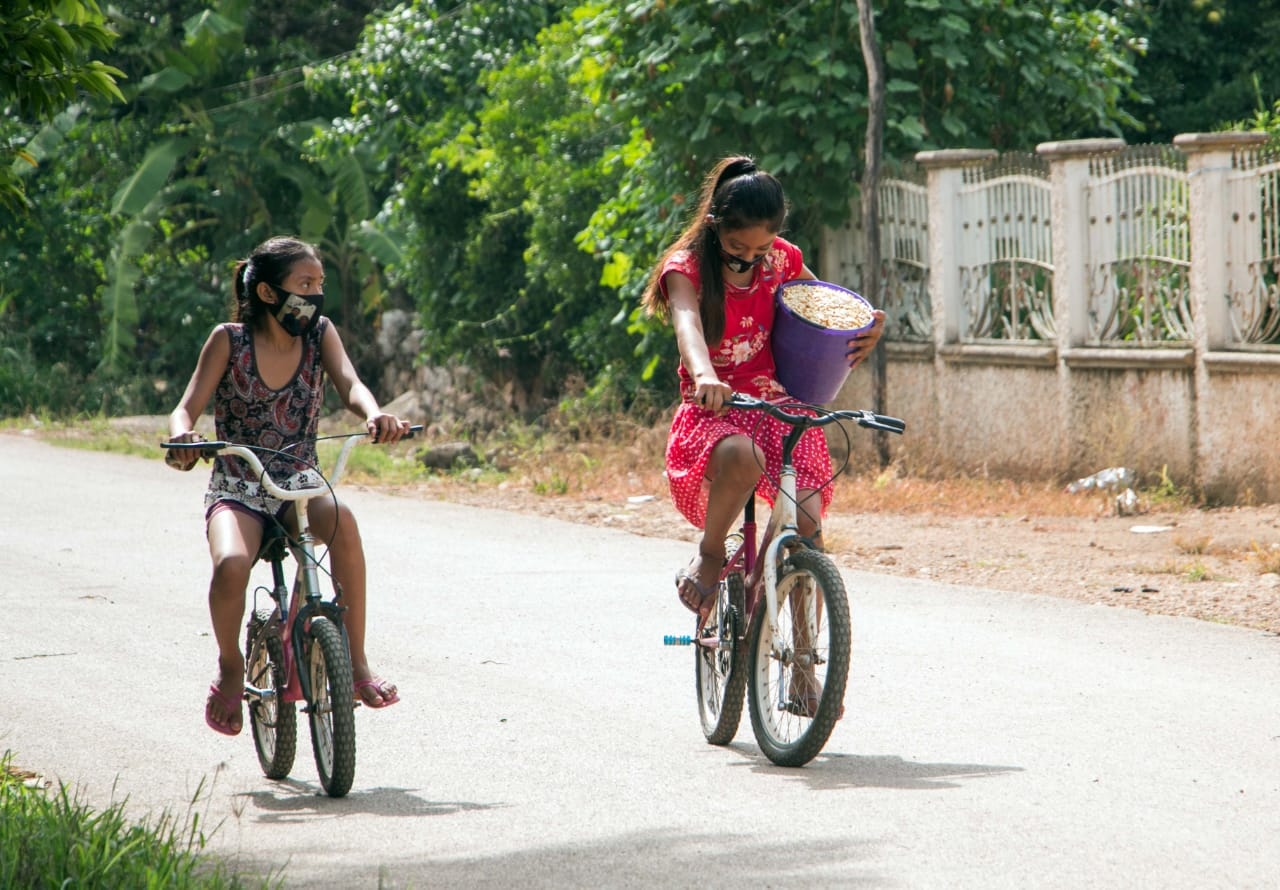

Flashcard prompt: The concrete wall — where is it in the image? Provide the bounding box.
[823,134,1280,504]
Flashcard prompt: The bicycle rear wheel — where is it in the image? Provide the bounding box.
[305,616,356,798]
[747,549,850,767]
[245,611,296,780]
[695,573,747,745]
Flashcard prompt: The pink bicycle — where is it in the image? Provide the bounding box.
[671,394,904,766]
[164,427,419,797]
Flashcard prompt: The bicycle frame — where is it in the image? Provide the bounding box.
[205,435,367,706]
[722,423,812,660]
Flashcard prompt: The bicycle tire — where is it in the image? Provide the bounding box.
[695,572,748,745]
[245,611,297,780]
[305,616,356,797]
[747,548,851,767]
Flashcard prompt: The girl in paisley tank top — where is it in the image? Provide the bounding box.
[640,157,885,620]
[166,236,410,737]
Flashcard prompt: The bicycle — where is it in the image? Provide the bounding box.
[667,393,905,767]
[163,426,420,797]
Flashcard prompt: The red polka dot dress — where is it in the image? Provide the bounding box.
[659,237,834,530]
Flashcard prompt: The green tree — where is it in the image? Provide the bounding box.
[1123,0,1280,142]
[576,0,1146,386]
[1,0,124,212]
[2,0,395,415]
[320,1,572,407]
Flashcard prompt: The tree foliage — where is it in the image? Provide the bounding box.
[1,0,125,212]
[9,0,1279,421]
[1122,0,1280,142]
[574,0,1146,385]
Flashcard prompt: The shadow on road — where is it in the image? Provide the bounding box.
[237,779,506,823]
[720,744,1022,790]
[368,829,886,890]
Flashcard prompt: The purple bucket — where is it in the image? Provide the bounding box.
[772,280,875,404]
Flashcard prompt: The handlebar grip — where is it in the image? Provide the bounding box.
[866,414,906,434]
[725,392,761,410]
[160,440,228,452]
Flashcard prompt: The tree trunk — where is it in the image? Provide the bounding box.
[857,0,890,468]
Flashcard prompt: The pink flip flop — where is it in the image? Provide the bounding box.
[354,677,400,709]
[205,682,243,736]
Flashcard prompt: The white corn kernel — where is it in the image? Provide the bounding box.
[780,283,873,331]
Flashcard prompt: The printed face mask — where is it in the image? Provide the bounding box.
[718,244,767,275]
[270,287,323,336]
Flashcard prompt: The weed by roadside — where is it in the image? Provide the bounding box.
[0,753,276,889]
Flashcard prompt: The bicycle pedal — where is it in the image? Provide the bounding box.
[663,634,693,646]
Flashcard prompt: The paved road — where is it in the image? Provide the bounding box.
[1,434,1278,889]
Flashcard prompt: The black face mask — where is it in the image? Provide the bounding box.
[269,286,324,336]
[719,246,767,275]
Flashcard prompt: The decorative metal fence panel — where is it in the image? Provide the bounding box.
[1226,146,1280,348]
[822,170,931,342]
[878,177,931,342]
[1085,146,1191,344]
[829,136,1280,350]
[956,154,1054,342]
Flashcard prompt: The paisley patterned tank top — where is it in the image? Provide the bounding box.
[203,319,328,516]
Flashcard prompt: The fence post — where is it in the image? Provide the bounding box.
[914,149,997,348]
[1032,139,1125,475]
[1175,131,1269,497]
[1036,138,1126,348]
[1175,132,1268,351]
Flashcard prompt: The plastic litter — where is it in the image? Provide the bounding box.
[1067,467,1140,516]
[1066,467,1136,494]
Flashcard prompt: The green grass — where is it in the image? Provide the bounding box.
[316,436,432,485]
[0,754,276,889]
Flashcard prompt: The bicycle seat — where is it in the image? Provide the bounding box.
[256,520,290,564]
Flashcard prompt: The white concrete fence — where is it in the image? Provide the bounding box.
[822,132,1280,503]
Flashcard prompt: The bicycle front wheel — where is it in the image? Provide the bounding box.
[305,616,356,797]
[695,572,747,745]
[747,549,850,767]
[246,611,296,780]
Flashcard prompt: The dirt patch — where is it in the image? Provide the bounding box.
[421,481,1280,637]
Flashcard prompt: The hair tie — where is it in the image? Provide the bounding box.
[241,261,253,288]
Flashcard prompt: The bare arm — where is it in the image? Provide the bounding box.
[319,322,409,444]
[666,271,733,412]
[164,325,230,469]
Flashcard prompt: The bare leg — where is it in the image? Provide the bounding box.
[695,434,764,588]
[204,509,261,732]
[310,498,397,706]
[796,487,824,549]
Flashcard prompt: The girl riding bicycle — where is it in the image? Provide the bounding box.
[640,156,885,619]
[166,235,409,736]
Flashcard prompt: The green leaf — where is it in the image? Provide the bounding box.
[138,67,193,95]
[110,140,189,216]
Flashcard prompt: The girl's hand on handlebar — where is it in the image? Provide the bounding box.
[691,376,733,413]
[844,309,886,368]
[164,431,208,471]
[366,413,411,444]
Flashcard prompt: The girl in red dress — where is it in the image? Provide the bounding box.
[640,157,885,617]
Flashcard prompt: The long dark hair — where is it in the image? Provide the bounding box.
[641,156,788,343]
[231,236,320,326]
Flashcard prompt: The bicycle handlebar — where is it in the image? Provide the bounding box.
[725,393,905,435]
[161,425,424,500]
